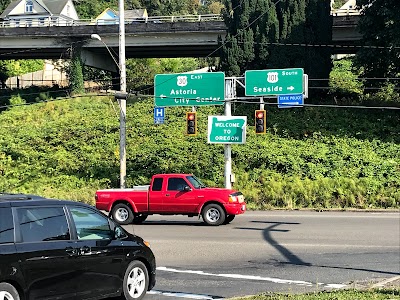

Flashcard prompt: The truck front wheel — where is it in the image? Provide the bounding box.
[111,203,134,225]
[202,204,225,226]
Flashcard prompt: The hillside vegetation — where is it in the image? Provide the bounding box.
[0,95,399,209]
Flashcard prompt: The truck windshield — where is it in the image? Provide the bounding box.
[186,175,207,189]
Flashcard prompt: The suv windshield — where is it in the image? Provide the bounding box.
[186,175,206,189]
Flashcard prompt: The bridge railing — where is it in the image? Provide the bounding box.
[0,10,359,28]
[0,14,223,28]
[331,8,361,16]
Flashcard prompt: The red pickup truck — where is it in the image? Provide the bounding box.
[95,174,246,226]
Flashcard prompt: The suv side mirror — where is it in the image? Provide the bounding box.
[183,185,192,192]
[114,226,128,239]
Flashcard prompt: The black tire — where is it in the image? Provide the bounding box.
[132,214,148,224]
[122,261,149,300]
[202,203,226,226]
[0,283,20,300]
[111,203,134,225]
[223,215,236,224]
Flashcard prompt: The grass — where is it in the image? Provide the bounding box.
[234,288,400,299]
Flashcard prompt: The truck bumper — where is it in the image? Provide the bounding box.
[224,203,246,215]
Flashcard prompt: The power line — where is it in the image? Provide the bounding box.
[2,94,399,111]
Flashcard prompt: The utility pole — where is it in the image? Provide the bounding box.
[118,0,127,189]
[224,78,236,189]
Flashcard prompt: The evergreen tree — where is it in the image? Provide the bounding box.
[219,0,332,83]
[355,0,400,87]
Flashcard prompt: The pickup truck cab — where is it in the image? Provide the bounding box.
[95,174,246,226]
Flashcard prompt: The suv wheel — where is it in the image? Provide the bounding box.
[202,204,226,226]
[123,261,149,300]
[0,283,20,300]
[111,203,134,225]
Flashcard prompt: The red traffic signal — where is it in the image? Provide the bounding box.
[186,112,197,136]
[255,110,266,134]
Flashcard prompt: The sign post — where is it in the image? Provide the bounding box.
[245,68,304,96]
[154,72,225,107]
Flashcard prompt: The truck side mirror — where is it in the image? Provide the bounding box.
[183,185,192,192]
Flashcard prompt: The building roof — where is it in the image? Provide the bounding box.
[124,9,147,19]
[0,0,20,18]
[0,0,71,19]
[43,0,70,15]
[95,8,118,20]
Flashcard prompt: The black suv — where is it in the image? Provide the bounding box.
[0,193,156,300]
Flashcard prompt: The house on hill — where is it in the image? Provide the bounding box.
[92,8,148,25]
[339,0,356,10]
[0,0,79,27]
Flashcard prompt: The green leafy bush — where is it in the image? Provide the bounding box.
[0,96,399,209]
[9,94,25,106]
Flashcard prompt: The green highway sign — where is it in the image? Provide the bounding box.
[208,116,247,144]
[154,72,225,107]
[245,68,304,96]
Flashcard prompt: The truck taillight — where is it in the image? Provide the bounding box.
[95,194,98,201]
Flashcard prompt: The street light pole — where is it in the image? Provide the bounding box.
[90,0,127,189]
[118,0,127,189]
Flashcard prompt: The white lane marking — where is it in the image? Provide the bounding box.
[157,267,347,289]
[148,290,218,299]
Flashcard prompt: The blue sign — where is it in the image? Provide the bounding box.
[154,107,165,124]
[278,94,304,108]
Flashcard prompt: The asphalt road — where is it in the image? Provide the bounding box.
[124,210,400,300]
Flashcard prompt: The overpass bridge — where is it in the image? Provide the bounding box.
[0,11,361,72]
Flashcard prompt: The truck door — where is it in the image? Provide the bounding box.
[162,177,197,213]
[148,177,164,212]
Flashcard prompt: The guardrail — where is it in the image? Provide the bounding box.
[0,14,223,28]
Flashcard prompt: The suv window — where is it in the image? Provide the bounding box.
[0,207,14,244]
[70,207,113,240]
[17,207,70,242]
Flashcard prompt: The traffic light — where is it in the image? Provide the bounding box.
[186,112,197,136]
[255,110,266,134]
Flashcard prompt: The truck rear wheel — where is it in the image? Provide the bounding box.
[111,203,134,225]
[202,204,225,226]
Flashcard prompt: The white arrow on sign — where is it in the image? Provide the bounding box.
[282,102,300,105]
[159,94,166,98]
[287,86,295,91]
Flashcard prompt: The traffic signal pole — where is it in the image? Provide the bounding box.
[224,78,236,189]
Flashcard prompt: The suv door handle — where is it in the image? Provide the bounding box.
[165,194,170,196]
[79,246,91,255]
